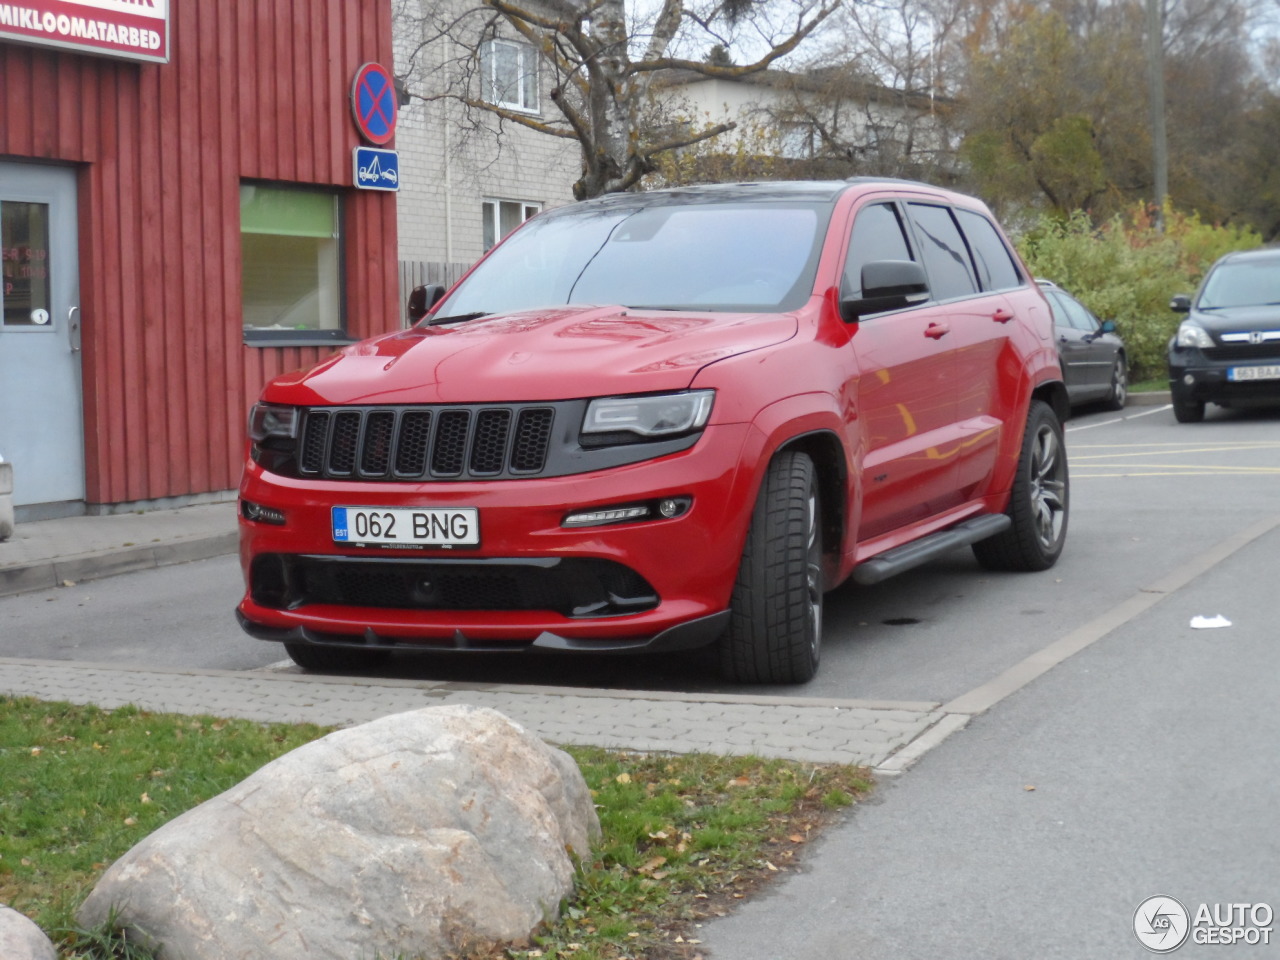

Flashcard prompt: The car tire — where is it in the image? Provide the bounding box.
[1103,356,1128,411]
[284,641,389,672]
[973,400,1069,572]
[1172,393,1205,423]
[719,450,822,684]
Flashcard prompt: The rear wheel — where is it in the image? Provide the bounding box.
[719,451,823,684]
[973,400,1069,572]
[284,642,390,672]
[1103,356,1128,411]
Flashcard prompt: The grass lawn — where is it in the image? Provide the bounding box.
[1129,379,1169,393]
[0,696,872,960]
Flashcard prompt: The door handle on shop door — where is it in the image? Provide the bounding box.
[69,306,81,352]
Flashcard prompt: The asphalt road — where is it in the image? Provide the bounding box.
[702,403,1280,960]
[2,400,1279,706]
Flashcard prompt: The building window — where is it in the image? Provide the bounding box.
[483,199,541,251]
[240,184,344,342]
[480,38,539,112]
[1,201,51,328]
[779,123,816,160]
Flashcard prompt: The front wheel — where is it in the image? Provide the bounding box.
[719,451,823,684]
[1172,392,1205,423]
[973,400,1069,572]
[1103,356,1128,411]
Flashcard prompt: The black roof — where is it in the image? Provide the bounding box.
[543,178,955,218]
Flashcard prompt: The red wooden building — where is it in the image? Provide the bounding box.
[0,1,399,519]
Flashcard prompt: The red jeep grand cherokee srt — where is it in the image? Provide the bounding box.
[237,179,1069,683]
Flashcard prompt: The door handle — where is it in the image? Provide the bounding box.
[68,306,81,352]
[992,309,1014,324]
[925,322,950,339]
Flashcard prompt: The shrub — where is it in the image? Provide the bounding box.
[1016,205,1262,382]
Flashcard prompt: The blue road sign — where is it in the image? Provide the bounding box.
[353,147,400,192]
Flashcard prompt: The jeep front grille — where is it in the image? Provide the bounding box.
[298,405,556,481]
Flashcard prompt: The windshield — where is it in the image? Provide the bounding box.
[1198,260,1280,309]
[431,201,830,319]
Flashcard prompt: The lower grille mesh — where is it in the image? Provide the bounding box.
[251,554,659,618]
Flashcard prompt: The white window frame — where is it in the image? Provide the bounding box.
[482,199,542,252]
[480,38,539,113]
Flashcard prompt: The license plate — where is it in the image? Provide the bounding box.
[1228,365,1280,382]
[332,506,479,546]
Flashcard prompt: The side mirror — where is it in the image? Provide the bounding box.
[407,284,446,323]
[1170,294,1192,313]
[840,260,930,323]
[1099,320,1117,334]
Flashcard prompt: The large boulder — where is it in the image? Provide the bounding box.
[0,905,57,960]
[78,704,599,960]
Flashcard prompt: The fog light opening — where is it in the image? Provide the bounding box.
[561,496,692,529]
[1183,373,1196,386]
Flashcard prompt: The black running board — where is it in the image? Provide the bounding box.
[851,514,1011,585]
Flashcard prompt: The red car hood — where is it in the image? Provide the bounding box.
[267,305,798,405]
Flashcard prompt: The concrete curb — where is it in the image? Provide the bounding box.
[1125,390,1171,406]
[0,531,239,598]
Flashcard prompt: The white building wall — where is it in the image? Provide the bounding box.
[392,0,579,268]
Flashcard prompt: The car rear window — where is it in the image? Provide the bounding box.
[954,209,1023,292]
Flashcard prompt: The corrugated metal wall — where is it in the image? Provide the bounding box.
[0,0,398,505]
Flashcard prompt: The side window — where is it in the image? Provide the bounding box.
[240,183,344,342]
[954,209,1022,291]
[1055,292,1099,332]
[906,203,978,301]
[842,202,914,299]
[1044,290,1070,327]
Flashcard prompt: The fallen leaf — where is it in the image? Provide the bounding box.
[637,856,667,875]
[789,834,806,843]
[1024,785,1036,792]
[124,816,138,826]
[29,747,42,756]
[615,773,632,784]
[727,776,751,787]
[140,793,151,804]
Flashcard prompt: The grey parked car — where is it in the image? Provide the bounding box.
[1039,280,1128,410]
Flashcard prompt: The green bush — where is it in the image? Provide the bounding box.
[1016,205,1262,382]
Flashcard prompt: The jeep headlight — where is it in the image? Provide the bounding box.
[581,390,714,446]
[1175,321,1215,349]
[248,403,299,443]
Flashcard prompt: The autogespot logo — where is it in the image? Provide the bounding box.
[1135,896,1191,953]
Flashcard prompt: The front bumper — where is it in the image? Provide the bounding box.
[236,422,758,651]
[1167,347,1280,406]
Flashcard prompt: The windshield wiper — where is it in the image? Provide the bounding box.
[425,311,489,326]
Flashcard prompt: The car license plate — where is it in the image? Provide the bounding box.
[332,506,479,546]
[1228,365,1280,382]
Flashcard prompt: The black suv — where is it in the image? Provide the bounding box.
[1168,247,1280,422]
